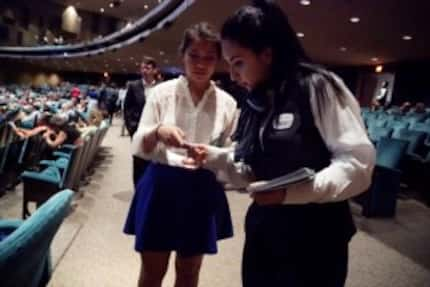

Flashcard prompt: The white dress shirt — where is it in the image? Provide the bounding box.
[142,78,156,98]
[131,76,238,166]
[203,72,376,204]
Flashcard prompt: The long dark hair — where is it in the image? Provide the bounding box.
[221,0,307,87]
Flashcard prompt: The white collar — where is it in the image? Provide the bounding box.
[177,75,215,111]
[142,78,156,87]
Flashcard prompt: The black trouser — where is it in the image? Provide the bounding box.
[133,155,149,187]
[242,203,349,287]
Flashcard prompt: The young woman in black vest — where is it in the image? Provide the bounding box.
[186,1,376,286]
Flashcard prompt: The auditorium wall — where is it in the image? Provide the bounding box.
[0,0,122,46]
[332,61,430,107]
[389,62,430,106]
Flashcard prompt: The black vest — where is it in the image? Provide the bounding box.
[234,65,356,244]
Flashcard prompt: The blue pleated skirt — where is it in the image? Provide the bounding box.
[124,163,233,256]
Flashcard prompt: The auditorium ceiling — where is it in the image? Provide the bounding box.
[5,0,430,74]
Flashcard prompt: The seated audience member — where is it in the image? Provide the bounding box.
[414,102,426,114]
[399,101,412,114]
[10,112,53,139]
[45,115,82,148]
[77,108,105,138]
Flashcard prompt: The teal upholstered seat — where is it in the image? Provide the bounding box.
[40,157,70,170]
[0,190,73,287]
[368,126,392,144]
[21,167,62,185]
[356,137,408,217]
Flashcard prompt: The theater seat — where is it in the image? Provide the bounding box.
[368,126,392,144]
[356,137,408,217]
[0,190,73,287]
[21,167,62,218]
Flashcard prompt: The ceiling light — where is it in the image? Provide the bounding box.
[144,4,149,10]
[296,32,305,38]
[109,3,114,8]
[339,47,347,52]
[349,17,360,23]
[375,65,383,73]
[402,35,413,41]
[104,72,109,78]
[371,57,379,62]
[159,51,165,56]
[130,56,134,60]
[300,0,311,6]
[100,8,104,13]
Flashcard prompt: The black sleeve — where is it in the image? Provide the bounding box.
[123,82,135,132]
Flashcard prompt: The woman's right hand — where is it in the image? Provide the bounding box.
[156,125,186,148]
[182,144,209,169]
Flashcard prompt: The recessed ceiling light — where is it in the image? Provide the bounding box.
[402,35,413,41]
[296,32,305,38]
[100,8,104,13]
[159,51,165,56]
[130,56,134,60]
[371,57,379,62]
[300,0,311,6]
[349,17,360,23]
[339,47,347,52]
[109,3,114,8]
[375,65,383,73]
[144,4,149,10]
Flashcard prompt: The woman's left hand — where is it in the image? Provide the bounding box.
[251,190,287,205]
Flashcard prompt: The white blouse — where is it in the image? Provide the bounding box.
[202,71,376,204]
[131,76,238,166]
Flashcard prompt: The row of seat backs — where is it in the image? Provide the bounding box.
[362,110,430,128]
[21,121,110,191]
[368,127,430,161]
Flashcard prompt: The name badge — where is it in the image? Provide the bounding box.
[273,113,294,130]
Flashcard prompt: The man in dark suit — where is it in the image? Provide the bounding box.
[124,57,158,186]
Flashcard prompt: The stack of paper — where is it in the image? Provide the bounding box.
[247,167,315,193]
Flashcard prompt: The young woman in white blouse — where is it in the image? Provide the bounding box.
[124,22,237,287]
[186,1,376,287]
